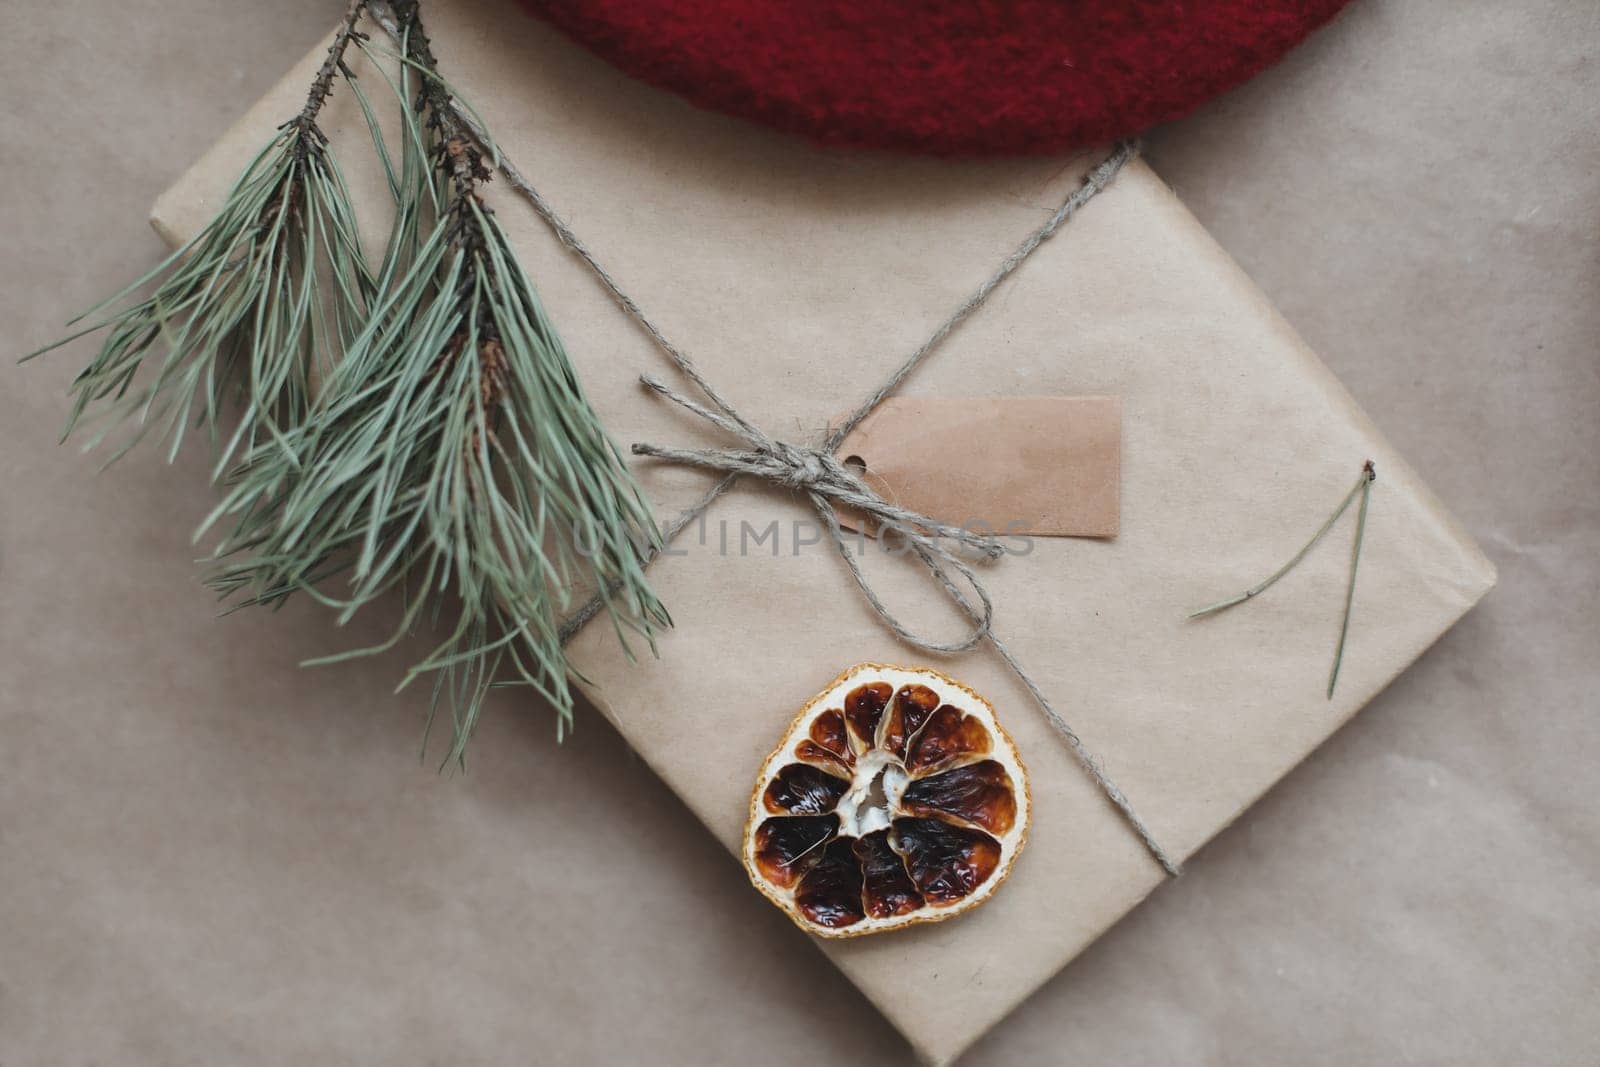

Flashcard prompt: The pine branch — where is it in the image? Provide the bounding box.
[26,0,379,477]
[28,0,667,760]
[205,2,669,762]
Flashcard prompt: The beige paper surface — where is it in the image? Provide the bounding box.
[833,396,1122,538]
[149,7,1496,1064]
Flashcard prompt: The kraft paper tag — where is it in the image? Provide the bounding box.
[831,395,1121,539]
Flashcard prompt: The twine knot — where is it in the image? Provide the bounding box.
[631,374,1003,653]
[771,441,835,489]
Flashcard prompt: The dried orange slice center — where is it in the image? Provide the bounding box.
[743,664,1030,937]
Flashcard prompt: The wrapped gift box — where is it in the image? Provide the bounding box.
[152,3,1495,1062]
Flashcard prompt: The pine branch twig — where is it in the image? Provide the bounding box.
[294,0,373,143]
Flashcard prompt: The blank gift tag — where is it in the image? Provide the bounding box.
[832,396,1121,538]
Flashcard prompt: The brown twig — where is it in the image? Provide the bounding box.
[393,0,505,411]
[291,0,372,147]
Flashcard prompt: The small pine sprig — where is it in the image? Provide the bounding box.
[204,1,669,762]
[27,0,381,476]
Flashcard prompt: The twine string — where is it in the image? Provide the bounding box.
[370,7,1177,877]
[825,143,1137,452]
[631,372,1002,655]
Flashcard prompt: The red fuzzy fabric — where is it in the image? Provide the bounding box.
[517,0,1353,155]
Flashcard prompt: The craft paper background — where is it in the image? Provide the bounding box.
[146,7,1495,1062]
[5,1,1594,1066]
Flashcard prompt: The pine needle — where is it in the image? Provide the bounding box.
[26,0,379,477]
[204,2,667,763]
[30,0,667,762]
[1326,462,1375,699]
[1188,461,1377,699]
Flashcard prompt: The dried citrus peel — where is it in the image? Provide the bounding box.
[743,663,1030,938]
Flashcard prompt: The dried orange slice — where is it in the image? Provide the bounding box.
[743,663,1030,938]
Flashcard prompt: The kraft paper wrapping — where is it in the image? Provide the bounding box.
[150,6,1495,1063]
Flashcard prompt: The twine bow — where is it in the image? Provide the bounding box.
[631,374,1002,655]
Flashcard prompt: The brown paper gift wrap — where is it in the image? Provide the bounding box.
[151,5,1496,1064]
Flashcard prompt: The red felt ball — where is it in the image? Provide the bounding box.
[517,0,1354,155]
